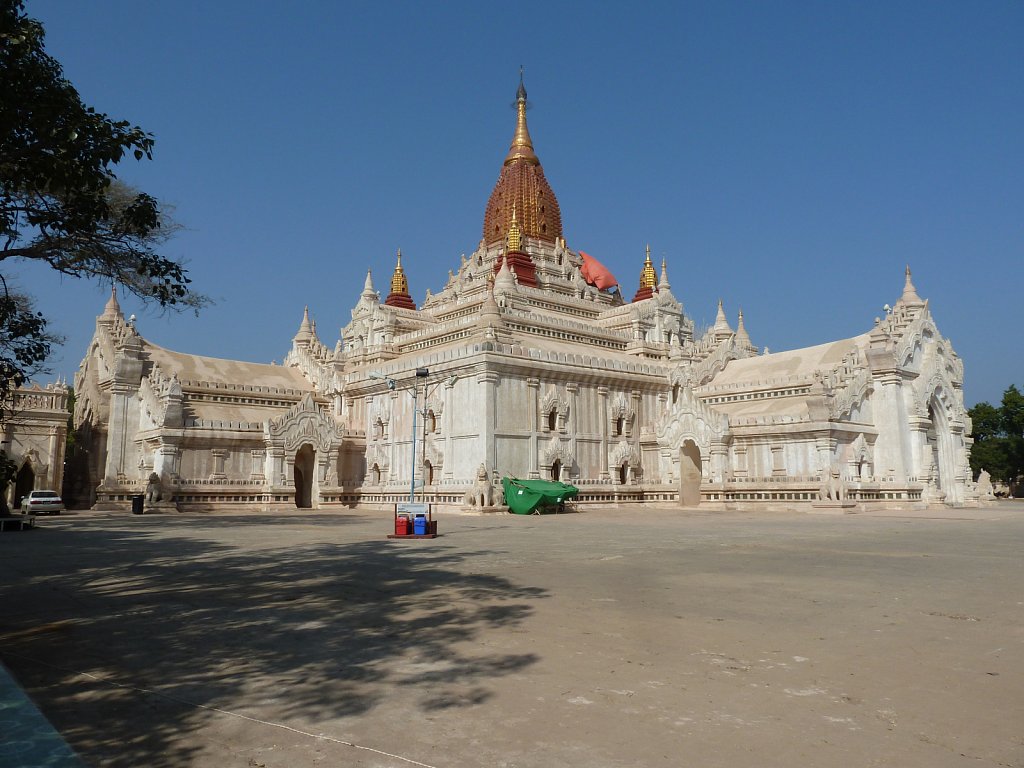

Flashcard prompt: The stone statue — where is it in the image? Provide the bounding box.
[976,468,995,500]
[817,469,846,502]
[145,472,163,505]
[463,463,496,507]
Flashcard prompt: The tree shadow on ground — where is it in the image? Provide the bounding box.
[0,515,546,767]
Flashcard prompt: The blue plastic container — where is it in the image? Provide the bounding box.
[413,514,427,535]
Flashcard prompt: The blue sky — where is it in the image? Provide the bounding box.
[18,1,1023,406]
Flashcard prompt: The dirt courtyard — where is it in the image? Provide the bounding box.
[1,504,1022,768]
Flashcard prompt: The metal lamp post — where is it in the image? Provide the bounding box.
[410,368,429,502]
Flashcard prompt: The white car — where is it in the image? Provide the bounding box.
[21,490,64,515]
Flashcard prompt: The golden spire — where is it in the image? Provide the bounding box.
[390,249,409,295]
[507,203,522,251]
[504,69,539,166]
[639,244,657,289]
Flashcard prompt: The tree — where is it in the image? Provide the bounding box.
[0,0,202,407]
[968,385,1024,496]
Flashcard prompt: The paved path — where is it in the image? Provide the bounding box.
[1,504,1022,767]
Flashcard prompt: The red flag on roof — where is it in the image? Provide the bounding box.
[579,251,618,290]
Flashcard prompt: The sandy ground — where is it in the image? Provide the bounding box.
[1,503,1022,768]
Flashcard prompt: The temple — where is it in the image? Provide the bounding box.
[71,78,979,511]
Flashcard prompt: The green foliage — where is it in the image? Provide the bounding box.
[0,279,47,402]
[969,386,1024,494]
[0,0,204,416]
[1001,385,1024,439]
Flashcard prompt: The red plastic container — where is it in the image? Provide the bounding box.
[395,516,410,536]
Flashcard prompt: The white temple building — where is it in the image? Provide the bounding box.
[72,79,979,511]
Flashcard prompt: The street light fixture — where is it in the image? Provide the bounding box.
[369,368,455,504]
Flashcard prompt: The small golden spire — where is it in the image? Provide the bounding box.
[390,249,409,295]
[507,204,522,251]
[639,243,657,289]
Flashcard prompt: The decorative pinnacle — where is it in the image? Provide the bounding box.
[900,264,924,305]
[714,298,733,336]
[390,249,409,295]
[507,203,522,251]
[295,305,313,341]
[102,283,122,318]
[505,71,538,166]
[639,244,657,289]
[736,309,753,348]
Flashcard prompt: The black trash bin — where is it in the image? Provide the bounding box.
[131,495,145,515]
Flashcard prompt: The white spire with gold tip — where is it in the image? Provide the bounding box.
[294,306,313,342]
[899,264,924,307]
[494,249,517,293]
[713,298,733,339]
[361,269,376,301]
[101,284,122,320]
[735,309,754,351]
[658,258,671,291]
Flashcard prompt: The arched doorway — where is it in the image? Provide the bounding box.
[424,460,434,486]
[679,440,702,507]
[551,459,562,481]
[293,444,315,509]
[618,461,629,485]
[14,462,35,510]
[370,463,381,485]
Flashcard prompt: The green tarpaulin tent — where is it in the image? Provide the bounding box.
[501,477,579,515]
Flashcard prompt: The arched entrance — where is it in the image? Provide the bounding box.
[679,440,702,507]
[551,459,562,481]
[14,462,35,510]
[293,444,315,509]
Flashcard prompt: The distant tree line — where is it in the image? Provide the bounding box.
[968,385,1024,497]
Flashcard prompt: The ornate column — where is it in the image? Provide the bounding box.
[598,385,609,480]
[250,449,265,482]
[631,389,642,479]
[814,436,834,477]
[103,335,145,486]
[566,382,578,480]
[443,376,457,481]
[155,444,181,480]
[325,448,339,486]
[478,371,500,475]
[527,378,540,479]
[710,438,728,483]
[210,449,227,481]
[266,447,285,487]
[387,389,399,483]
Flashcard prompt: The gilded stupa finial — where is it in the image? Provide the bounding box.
[505,69,538,166]
[507,203,522,251]
[390,249,409,295]
[384,249,417,310]
[639,244,657,289]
